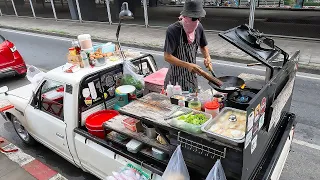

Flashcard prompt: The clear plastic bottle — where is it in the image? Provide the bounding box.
[80,51,90,68]
[166,81,174,97]
[173,82,182,95]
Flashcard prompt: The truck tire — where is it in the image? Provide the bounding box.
[17,73,27,78]
[11,116,36,145]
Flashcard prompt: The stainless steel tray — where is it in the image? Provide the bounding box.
[201,107,246,145]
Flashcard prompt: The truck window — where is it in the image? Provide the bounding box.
[39,80,65,120]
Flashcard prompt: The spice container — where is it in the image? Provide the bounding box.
[69,47,77,56]
[126,139,143,153]
[204,99,220,119]
[78,34,93,50]
[152,147,167,160]
[122,117,143,132]
[188,97,201,111]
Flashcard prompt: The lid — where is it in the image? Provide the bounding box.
[126,139,143,149]
[205,99,219,110]
[116,85,136,94]
[152,147,164,154]
[144,68,168,85]
[78,34,91,40]
[219,24,284,67]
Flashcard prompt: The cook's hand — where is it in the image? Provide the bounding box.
[187,63,202,74]
[204,57,212,68]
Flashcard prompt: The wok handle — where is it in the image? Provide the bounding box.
[198,69,223,87]
[207,64,217,77]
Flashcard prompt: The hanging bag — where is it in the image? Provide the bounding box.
[122,60,145,91]
[205,160,227,180]
[162,145,190,180]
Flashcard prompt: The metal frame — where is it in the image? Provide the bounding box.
[75,0,82,22]
[50,0,58,20]
[106,0,112,24]
[0,8,2,16]
[143,0,149,27]
[29,0,36,18]
[10,0,18,17]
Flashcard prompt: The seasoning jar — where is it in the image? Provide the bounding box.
[188,97,201,111]
[204,99,220,119]
[69,47,77,56]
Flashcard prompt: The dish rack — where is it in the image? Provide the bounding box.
[177,132,226,159]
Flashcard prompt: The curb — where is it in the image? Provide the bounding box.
[0,137,67,180]
[1,25,320,74]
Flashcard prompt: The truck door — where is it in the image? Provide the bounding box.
[25,79,73,163]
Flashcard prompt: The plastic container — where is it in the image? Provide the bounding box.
[168,110,212,134]
[93,43,115,53]
[126,139,143,153]
[173,82,182,95]
[188,97,201,111]
[85,110,119,139]
[78,34,93,50]
[204,99,220,119]
[142,123,157,139]
[80,51,90,68]
[122,117,143,132]
[152,147,167,160]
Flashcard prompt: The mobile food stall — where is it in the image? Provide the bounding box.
[76,23,298,180]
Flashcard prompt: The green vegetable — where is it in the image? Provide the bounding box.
[177,113,208,125]
[121,74,144,90]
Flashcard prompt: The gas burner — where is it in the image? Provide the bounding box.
[235,95,250,103]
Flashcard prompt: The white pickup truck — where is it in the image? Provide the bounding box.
[0,53,295,180]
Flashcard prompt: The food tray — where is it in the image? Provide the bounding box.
[168,110,212,134]
[201,107,246,145]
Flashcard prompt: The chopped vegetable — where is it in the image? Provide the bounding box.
[177,113,208,125]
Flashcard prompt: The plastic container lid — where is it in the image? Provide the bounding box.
[152,147,164,154]
[78,34,91,41]
[205,100,220,110]
[126,139,143,150]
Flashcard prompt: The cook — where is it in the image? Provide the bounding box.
[164,0,212,92]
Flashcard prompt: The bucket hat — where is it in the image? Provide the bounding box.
[180,0,206,18]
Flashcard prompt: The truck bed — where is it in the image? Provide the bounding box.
[74,112,296,180]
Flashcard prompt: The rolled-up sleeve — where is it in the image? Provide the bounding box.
[164,28,176,54]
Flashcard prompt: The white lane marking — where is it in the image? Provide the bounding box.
[1,143,35,166]
[2,28,320,81]
[293,139,320,151]
[49,173,68,180]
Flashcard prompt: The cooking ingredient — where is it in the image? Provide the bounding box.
[208,109,246,139]
[80,51,90,68]
[204,99,220,118]
[121,74,143,90]
[188,97,201,111]
[69,47,77,56]
[177,112,208,125]
[89,48,113,60]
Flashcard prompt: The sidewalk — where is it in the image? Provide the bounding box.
[0,16,319,70]
[0,137,66,180]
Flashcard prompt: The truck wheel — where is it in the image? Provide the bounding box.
[11,116,36,145]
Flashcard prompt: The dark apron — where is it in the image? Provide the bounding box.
[164,27,199,92]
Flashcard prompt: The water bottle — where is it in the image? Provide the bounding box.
[80,51,90,68]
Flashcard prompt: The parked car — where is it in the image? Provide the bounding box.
[0,35,27,78]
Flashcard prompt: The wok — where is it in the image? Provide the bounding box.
[207,65,245,93]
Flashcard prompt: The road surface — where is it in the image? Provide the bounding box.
[0,29,320,179]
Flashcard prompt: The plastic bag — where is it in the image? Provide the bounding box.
[162,145,190,180]
[205,160,227,180]
[121,60,144,91]
[26,65,45,89]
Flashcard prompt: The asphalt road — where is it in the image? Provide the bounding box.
[0,29,320,180]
